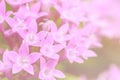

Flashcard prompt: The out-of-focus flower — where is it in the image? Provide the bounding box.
[97,64,120,80]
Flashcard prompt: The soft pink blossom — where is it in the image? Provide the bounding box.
[6,43,40,75]
[39,57,65,80]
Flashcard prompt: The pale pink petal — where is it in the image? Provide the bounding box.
[28,20,37,33]
[37,31,47,41]
[29,52,41,64]
[40,57,46,69]
[43,21,57,32]
[15,6,28,19]
[37,12,48,18]
[39,71,44,79]
[31,1,41,13]
[45,53,59,60]
[17,30,27,38]
[19,43,29,56]
[53,70,65,78]
[47,59,58,68]
[54,44,64,52]
[48,21,57,32]
[48,77,56,80]
[0,0,5,15]
[83,50,97,60]
[5,50,18,62]
[0,61,3,71]
[59,22,69,34]
[5,17,17,29]
[23,65,34,75]
[12,64,22,74]
[45,34,54,45]
[74,57,84,63]
[32,42,41,47]
[68,58,74,63]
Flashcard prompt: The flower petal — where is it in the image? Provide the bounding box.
[12,64,22,74]
[4,50,18,63]
[5,17,17,29]
[0,61,3,71]
[37,31,47,41]
[74,57,84,63]
[54,44,64,53]
[59,22,69,34]
[40,57,46,69]
[23,65,34,75]
[29,52,41,64]
[31,1,41,13]
[0,0,5,15]
[53,70,65,78]
[28,20,37,33]
[19,42,29,56]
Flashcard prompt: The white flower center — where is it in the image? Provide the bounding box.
[41,45,54,55]
[17,56,29,68]
[43,68,52,78]
[14,22,26,32]
[25,33,38,45]
[53,33,63,42]
[67,48,78,59]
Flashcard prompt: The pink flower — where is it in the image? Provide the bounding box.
[51,22,71,46]
[69,26,102,48]
[7,42,40,75]
[97,64,120,80]
[66,42,97,63]
[14,3,47,20]
[65,31,97,63]
[40,34,63,59]
[39,57,65,80]
[5,17,28,37]
[22,20,47,47]
[54,0,88,25]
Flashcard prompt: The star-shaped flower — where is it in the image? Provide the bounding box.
[7,42,40,75]
[39,57,65,80]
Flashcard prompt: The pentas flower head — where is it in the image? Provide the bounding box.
[6,42,40,75]
[39,57,65,80]
[69,25,102,48]
[0,0,108,79]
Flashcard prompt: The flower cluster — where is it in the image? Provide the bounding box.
[1,0,119,80]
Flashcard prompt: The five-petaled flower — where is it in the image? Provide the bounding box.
[6,42,40,75]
